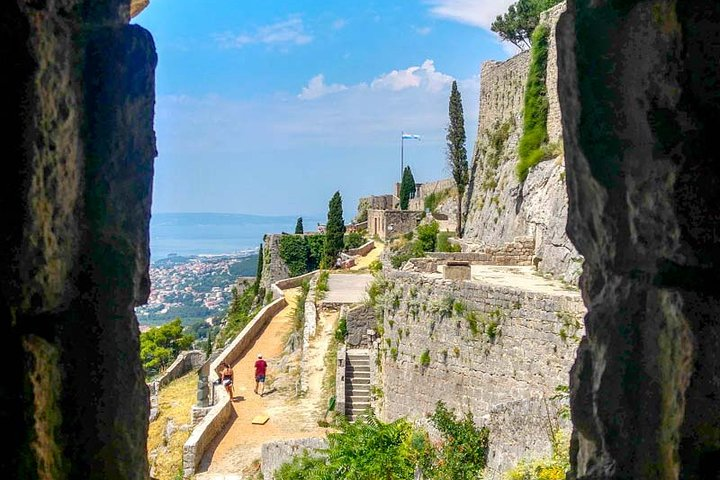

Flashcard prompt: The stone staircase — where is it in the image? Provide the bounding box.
[345,349,371,421]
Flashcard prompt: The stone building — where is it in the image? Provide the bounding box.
[367,208,424,241]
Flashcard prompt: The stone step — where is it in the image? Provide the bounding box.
[347,369,370,377]
[346,380,370,388]
[347,396,370,403]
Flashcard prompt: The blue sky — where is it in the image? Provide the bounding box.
[133,0,516,220]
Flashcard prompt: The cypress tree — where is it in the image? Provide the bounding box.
[447,80,468,237]
[253,243,263,295]
[399,166,416,210]
[295,217,304,234]
[323,191,346,268]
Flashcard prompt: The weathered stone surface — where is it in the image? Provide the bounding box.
[1,0,156,477]
[484,396,571,480]
[261,437,328,480]
[558,1,720,478]
[377,271,584,426]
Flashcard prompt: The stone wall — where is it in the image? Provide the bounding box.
[261,234,290,293]
[484,396,571,479]
[367,209,424,241]
[155,350,205,389]
[463,1,582,284]
[408,178,455,211]
[1,1,158,476]
[376,271,584,425]
[261,437,328,480]
[345,304,375,347]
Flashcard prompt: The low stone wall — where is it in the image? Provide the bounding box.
[261,437,328,480]
[335,345,347,417]
[155,350,205,389]
[300,275,319,393]
[347,240,375,257]
[484,396,571,479]
[182,398,235,479]
[275,270,318,290]
[377,271,584,425]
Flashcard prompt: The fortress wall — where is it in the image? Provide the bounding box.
[374,270,583,475]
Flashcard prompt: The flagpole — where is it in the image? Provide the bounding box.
[400,131,404,182]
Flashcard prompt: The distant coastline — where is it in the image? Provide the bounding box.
[150,212,324,263]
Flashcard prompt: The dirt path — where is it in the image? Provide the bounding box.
[350,241,384,271]
[195,287,336,479]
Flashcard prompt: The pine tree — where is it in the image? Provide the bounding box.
[295,217,304,234]
[447,80,468,237]
[399,166,416,210]
[323,191,346,268]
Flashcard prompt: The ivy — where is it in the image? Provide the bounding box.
[517,24,551,182]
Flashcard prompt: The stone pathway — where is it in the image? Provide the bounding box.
[194,287,328,479]
[322,274,373,305]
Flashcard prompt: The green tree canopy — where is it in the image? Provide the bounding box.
[490,0,562,50]
[323,191,346,268]
[140,318,194,378]
[399,165,416,210]
[295,217,304,234]
[447,80,468,237]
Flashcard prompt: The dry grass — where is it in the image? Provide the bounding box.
[147,373,197,480]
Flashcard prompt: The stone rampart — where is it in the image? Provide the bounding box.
[262,234,290,293]
[408,178,455,211]
[377,271,584,426]
[464,1,581,284]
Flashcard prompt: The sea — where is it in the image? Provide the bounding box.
[149,212,325,263]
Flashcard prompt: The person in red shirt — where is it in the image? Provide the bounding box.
[254,353,268,396]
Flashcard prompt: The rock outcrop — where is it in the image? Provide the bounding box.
[558,1,720,478]
[1,0,157,477]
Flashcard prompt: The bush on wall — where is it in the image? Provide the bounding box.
[279,234,326,277]
[517,23,551,182]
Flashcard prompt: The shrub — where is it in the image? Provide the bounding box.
[427,400,490,479]
[344,231,366,250]
[420,349,431,366]
[423,189,451,213]
[436,232,462,252]
[417,221,440,252]
[335,316,347,342]
[505,430,569,480]
[315,270,330,301]
[369,259,383,273]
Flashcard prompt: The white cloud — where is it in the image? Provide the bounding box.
[371,60,454,93]
[414,26,432,35]
[298,74,348,100]
[215,16,312,49]
[426,0,514,29]
[332,19,347,30]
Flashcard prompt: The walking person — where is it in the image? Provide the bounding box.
[254,354,268,397]
[219,361,234,400]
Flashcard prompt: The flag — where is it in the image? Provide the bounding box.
[402,133,421,140]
